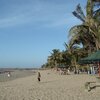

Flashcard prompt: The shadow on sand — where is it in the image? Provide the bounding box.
[89,83,100,91]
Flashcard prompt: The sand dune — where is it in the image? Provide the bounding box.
[0,70,100,100]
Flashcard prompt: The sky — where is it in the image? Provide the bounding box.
[0,0,86,68]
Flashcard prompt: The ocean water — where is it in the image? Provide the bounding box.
[0,69,36,82]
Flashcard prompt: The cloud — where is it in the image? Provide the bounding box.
[0,0,79,28]
[0,13,33,28]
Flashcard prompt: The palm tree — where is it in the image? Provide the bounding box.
[64,43,81,70]
[69,0,100,52]
[47,49,62,68]
[86,0,100,50]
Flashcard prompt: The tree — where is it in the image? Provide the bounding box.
[69,0,100,52]
[47,49,62,68]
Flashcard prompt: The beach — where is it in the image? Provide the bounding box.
[0,69,100,100]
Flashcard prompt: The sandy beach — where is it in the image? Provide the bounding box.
[0,69,100,100]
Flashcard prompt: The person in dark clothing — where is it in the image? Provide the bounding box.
[37,72,41,82]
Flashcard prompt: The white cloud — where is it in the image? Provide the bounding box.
[0,0,80,28]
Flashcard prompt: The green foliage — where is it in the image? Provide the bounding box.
[42,0,100,70]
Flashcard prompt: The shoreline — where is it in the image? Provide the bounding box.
[0,69,37,82]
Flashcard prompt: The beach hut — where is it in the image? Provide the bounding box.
[79,50,100,76]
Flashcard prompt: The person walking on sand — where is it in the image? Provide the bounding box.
[37,72,41,82]
[7,72,11,78]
